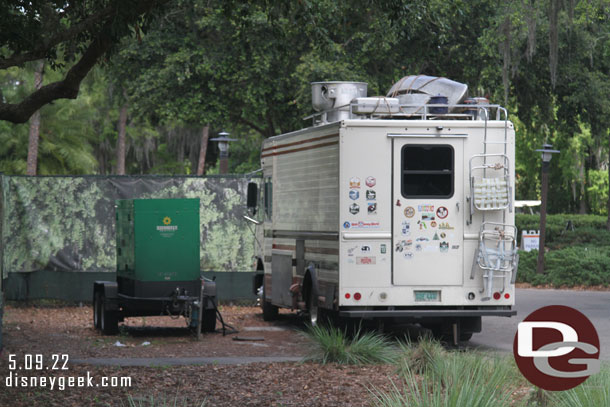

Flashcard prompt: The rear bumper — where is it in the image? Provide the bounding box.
[338,308,516,318]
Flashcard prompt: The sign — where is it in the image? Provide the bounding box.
[521,230,540,252]
[513,305,600,391]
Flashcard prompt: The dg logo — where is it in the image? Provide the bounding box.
[513,305,600,391]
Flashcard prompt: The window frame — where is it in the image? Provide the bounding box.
[400,144,455,199]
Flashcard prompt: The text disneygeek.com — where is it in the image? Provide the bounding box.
[4,354,131,390]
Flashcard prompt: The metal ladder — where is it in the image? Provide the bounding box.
[468,108,518,300]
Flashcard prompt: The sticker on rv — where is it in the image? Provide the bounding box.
[367,203,377,214]
[421,213,435,221]
[380,244,387,254]
[440,242,449,252]
[430,221,437,228]
[404,206,415,217]
[349,190,359,200]
[401,221,411,236]
[403,252,414,260]
[343,221,351,229]
[356,256,376,265]
[366,190,376,200]
[433,232,440,241]
[396,200,402,207]
[349,177,361,189]
[349,203,360,214]
[347,221,380,229]
[436,206,449,219]
[365,176,376,187]
[418,205,434,212]
[438,222,454,230]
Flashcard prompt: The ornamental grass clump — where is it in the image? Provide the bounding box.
[373,350,524,407]
[396,337,447,375]
[300,323,397,365]
[547,364,610,407]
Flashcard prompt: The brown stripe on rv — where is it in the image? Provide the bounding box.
[261,140,339,158]
[272,244,339,255]
[261,133,338,153]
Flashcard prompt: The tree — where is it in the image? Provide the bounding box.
[0,0,168,124]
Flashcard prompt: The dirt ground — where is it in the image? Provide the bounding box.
[0,304,401,406]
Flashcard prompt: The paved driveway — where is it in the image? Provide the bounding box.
[471,288,610,360]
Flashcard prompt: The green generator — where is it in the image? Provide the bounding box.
[93,198,217,335]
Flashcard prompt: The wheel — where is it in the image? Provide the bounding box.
[308,287,328,326]
[202,308,217,333]
[93,292,102,330]
[100,295,119,335]
[261,283,278,321]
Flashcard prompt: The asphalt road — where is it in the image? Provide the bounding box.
[470,288,610,360]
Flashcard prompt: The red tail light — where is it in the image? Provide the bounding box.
[354,292,362,301]
[345,293,351,299]
[493,292,501,300]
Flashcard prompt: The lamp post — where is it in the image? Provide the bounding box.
[535,143,560,274]
[210,131,237,174]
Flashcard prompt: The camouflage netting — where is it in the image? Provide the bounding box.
[0,175,259,278]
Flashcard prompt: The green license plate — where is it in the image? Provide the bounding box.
[414,291,440,302]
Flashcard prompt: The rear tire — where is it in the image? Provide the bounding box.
[261,283,278,321]
[100,295,119,335]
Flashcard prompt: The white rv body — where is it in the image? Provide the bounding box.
[250,94,518,338]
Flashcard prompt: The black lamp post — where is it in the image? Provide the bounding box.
[535,143,560,274]
[210,131,237,174]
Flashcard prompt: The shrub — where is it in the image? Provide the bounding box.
[300,324,397,365]
[396,337,446,375]
[372,351,524,407]
[517,247,610,287]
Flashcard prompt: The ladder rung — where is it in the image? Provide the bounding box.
[484,141,508,144]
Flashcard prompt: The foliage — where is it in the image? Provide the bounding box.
[300,324,397,365]
[517,247,610,287]
[587,169,609,216]
[0,0,169,123]
[547,364,610,407]
[373,350,524,407]
[395,337,446,376]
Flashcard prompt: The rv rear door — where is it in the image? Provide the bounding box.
[391,138,464,286]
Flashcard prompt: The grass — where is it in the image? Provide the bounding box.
[547,364,610,407]
[373,342,526,407]
[299,323,398,365]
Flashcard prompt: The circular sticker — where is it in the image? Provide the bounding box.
[436,206,449,219]
[365,176,376,187]
[404,206,415,218]
[513,305,600,391]
[430,221,437,228]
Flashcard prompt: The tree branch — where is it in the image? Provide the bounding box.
[0,5,116,69]
[0,30,113,123]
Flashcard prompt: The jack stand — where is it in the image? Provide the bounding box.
[452,322,458,346]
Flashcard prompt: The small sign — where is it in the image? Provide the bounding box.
[521,230,540,252]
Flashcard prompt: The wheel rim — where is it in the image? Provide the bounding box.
[100,299,105,330]
[309,292,318,326]
[93,296,99,327]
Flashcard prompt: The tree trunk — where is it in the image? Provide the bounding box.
[115,92,128,175]
[26,60,45,175]
[196,124,209,176]
[607,136,610,230]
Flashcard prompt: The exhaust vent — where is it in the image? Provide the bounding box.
[311,82,367,124]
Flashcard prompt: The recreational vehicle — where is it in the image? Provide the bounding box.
[245,77,519,342]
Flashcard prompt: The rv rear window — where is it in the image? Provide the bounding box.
[401,145,454,198]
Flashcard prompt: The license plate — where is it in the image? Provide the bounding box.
[414,290,440,302]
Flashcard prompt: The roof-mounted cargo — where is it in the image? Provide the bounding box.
[307,75,507,126]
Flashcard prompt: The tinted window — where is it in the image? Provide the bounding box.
[401,145,454,198]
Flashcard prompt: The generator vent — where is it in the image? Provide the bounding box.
[311,82,367,125]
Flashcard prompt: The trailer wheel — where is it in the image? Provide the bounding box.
[93,292,102,330]
[261,283,278,321]
[100,295,119,335]
[202,309,217,333]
